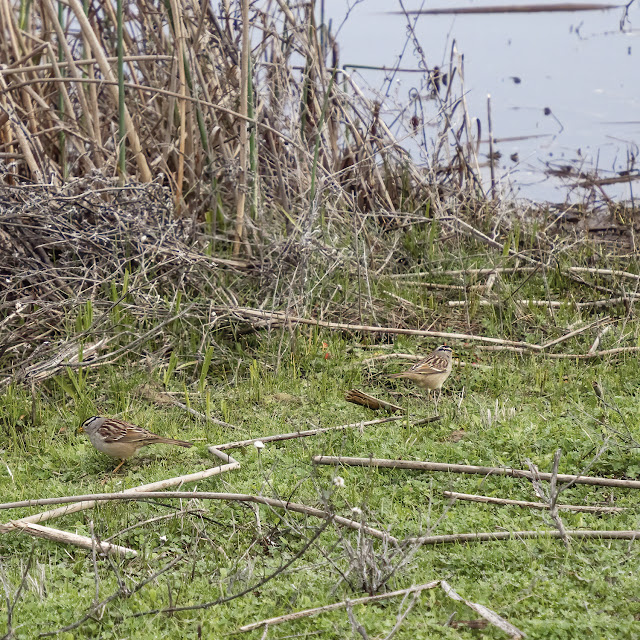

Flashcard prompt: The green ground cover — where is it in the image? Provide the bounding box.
[2,241,640,639]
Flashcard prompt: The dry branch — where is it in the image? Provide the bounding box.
[0,521,136,556]
[220,306,543,350]
[540,317,611,349]
[407,530,640,546]
[345,389,403,413]
[7,461,239,526]
[388,267,538,279]
[0,491,396,544]
[211,416,407,450]
[312,456,640,489]
[443,491,625,514]
[239,580,524,639]
[238,583,440,632]
[568,267,640,281]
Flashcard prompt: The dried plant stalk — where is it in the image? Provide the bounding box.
[345,389,403,413]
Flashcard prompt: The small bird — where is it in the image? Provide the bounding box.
[390,344,453,406]
[80,416,193,473]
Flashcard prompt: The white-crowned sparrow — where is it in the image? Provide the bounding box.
[81,416,193,473]
[390,344,453,404]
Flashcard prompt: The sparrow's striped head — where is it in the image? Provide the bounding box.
[80,416,101,432]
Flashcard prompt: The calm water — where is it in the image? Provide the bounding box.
[322,0,639,204]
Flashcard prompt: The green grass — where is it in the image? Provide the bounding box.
[2,244,640,638]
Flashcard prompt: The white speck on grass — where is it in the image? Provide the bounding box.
[2,458,14,482]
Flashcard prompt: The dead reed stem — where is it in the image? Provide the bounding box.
[238,582,439,632]
[220,306,543,349]
[443,491,625,514]
[0,521,137,556]
[66,0,151,181]
[211,415,408,450]
[239,579,524,639]
[233,0,250,255]
[0,491,397,544]
[7,461,239,526]
[312,456,640,489]
[407,530,640,545]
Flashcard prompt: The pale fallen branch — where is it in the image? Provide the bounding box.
[0,521,136,556]
[212,416,406,451]
[312,456,640,489]
[406,529,640,545]
[238,583,439,632]
[440,579,524,639]
[388,266,537,279]
[138,385,242,431]
[474,345,640,359]
[449,297,637,309]
[448,299,564,308]
[223,306,542,350]
[443,491,625,514]
[238,580,525,639]
[171,400,241,430]
[540,317,611,350]
[568,267,640,281]
[6,460,239,526]
[589,325,612,354]
[0,491,397,544]
[474,345,527,354]
[544,347,640,359]
[393,281,466,290]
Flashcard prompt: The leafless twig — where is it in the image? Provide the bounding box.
[443,491,624,513]
[312,455,640,489]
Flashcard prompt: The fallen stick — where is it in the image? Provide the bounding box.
[540,317,611,350]
[568,266,640,281]
[312,456,640,489]
[394,281,466,290]
[345,389,403,413]
[589,324,612,354]
[138,384,242,430]
[388,266,537,279]
[238,579,524,639]
[0,521,136,556]
[0,492,397,544]
[223,306,542,350]
[212,416,407,450]
[6,461,239,526]
[238,582,438,632]
[448,299,564,308]
[448,298,637,309]
[406,529,640,545]
[443,491,625,513]
[544,347,640,359]
[474,345,640,359]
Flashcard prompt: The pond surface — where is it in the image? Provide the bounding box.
[322,0,639,205]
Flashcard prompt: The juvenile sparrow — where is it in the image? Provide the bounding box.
[390,344,453,404]
[81,416,193,473]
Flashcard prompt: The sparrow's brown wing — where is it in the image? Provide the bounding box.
[98,420,159,444]
[410,353,449,375]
